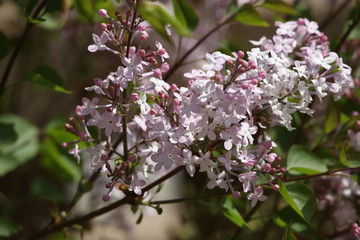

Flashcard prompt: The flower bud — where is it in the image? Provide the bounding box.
[102,194,111,202]
[232,191,241,198]
[170,84,178,92]
[100,23,107,30]
[101,154,109,162]
[173,98,180,107]
[248,60,257,69]
[128,155,136,162]
[130,93,140,101]
[272,184,280,191]
[237,50,244,59]
[121,161,128,168]
[153,69,162,78]
[263,141,272,150]
[138,49,146,56]
[214,74,222,82]
[297,18,305,25]
[258,70,266,79]
[98,9,108,17]
[161,62,170,72]
[140,33,148,42]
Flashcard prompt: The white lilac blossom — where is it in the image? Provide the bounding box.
[65,11,353,207]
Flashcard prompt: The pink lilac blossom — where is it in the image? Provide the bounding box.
[65,10,353,207]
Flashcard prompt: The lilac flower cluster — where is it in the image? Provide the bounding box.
[65,9,353,206]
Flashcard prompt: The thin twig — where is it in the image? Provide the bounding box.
[0,0,48,96]
[335,10,360,52]
[163,10,239,82]
[319,0,353,32]
[21,166,184,240]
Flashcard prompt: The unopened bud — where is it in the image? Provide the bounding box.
[297,18,305,25]
[214,74,222,82]
[272,184,280,191]
[262,163,272,171]
[103,194,111,202]
[100,23,107,30]
[149,109,156,115]
[249,60,257,69]
[263,141,272,150]
[140,33,148,42]
[153,69,162,78]
[173,98,180,107]
[101,154,109,162]
[98,9,108,17]
[128,155,136,162]
[232,191,241,198]
[170,84,178,92]
[157,48,166,56]
[161,62,170,72]
[138,49,146,56]
[130,93,139,101]
[237,50,244,59]
[258,70,266,79]
[226,60,234,67]
[356,120,360,129]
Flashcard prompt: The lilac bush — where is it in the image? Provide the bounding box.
[3,1,360,239]
[65,9,353,207]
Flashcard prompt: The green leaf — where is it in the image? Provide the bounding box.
[282,223,298,240]
[337,142,349,167]
[41,138,81,182]
[25,66,72,94]
[221,196,250,231]
[346,158,360,168]
[274,206,316,239]
[278,181,304,219]
[43,1,63,14]
[74,0,95,23]
[0,217,21,237]
[0,114,39,176]
[31,177,66,203]
[136,212,143,224]
[287,145,328,175]
[0,123,18,146]
[172,0,199,31]
[0,31,10,60]
[262,0,299,15]
[324,98,340,133]
[24,0,38,19]
[234,4,270,27]
[24,0,62,24]
[140,2,191,43]
[278,181,316,222]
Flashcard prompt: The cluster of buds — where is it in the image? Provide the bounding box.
[65,5,352,207]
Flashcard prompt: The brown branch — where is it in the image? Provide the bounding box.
[20,166,184,240]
